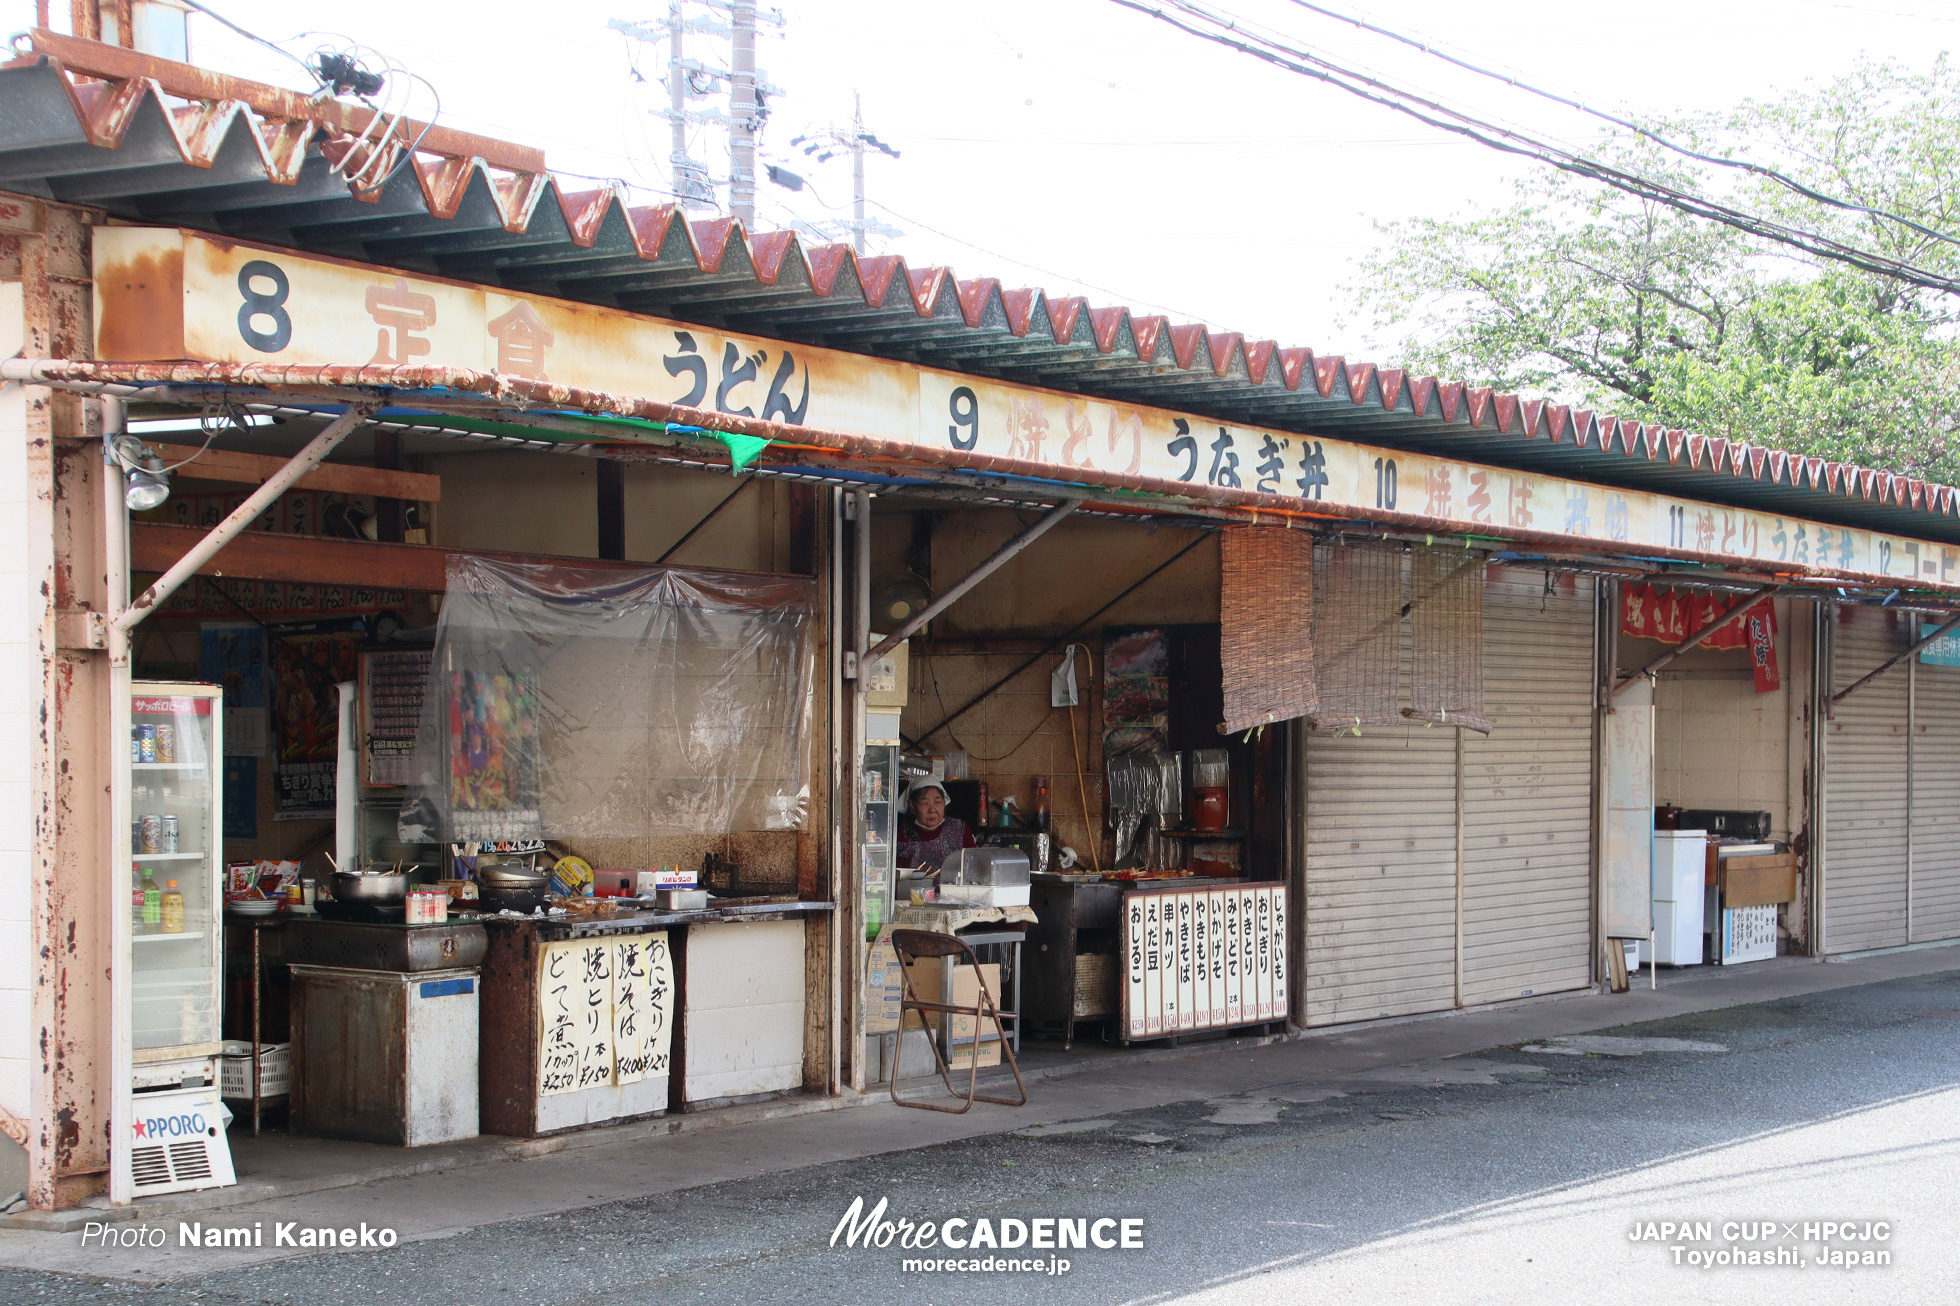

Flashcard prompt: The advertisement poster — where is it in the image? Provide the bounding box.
[199,622,269,757]
[273,632,358,819]
[447,669,541,840]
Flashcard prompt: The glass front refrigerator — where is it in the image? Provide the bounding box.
[126,683,236,1196]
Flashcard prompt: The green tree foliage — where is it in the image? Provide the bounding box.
[1351,59,1960,482]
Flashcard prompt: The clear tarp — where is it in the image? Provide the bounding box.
[403,556,817,842]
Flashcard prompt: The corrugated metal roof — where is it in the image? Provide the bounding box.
[6,32,1958,543]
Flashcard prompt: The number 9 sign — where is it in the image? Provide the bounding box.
[947,385,979,450]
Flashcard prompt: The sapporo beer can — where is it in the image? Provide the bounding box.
[160,814,179,854]
[137,814,162,855]
[136,724,156,764]
[154,723,175,765]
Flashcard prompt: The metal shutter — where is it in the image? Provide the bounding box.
[1910,657,1960,942]
[1823,607,1909,952]
[1303,708,1459,1026]
[1459,568,1596,1004]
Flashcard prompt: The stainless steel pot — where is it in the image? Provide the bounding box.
[331,870,410,902]
[478,882,548,914]
[477,865,546,886]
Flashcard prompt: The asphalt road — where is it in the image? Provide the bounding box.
[10,967,1960,1305]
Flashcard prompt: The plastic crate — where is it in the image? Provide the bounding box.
[219,1042,290,1099]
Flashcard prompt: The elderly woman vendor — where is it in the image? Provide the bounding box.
[897,778,976,872]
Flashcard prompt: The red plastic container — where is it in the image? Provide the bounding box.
[1192,787,1228,832]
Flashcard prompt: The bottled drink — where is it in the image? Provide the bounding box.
[140,872,162,929]
[132,879,146,933]
[160,880,184,933]
[1033,776,1050,831]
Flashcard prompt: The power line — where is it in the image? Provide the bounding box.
[1107,0,1960,296]
[1281,0,1960,252]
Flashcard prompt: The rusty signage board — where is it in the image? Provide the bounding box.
[93,227,1960,586]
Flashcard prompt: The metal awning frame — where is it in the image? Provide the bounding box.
[12,357,1960,610]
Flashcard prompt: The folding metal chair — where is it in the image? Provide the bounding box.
[888,928,1027,1113]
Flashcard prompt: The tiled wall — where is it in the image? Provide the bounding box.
[1653,630,1793,838]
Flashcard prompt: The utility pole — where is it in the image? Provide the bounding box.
[850,92,868,254]
[791,93,901,252]
[611,4,779,216]
[728,0,757,226]
[666,3,694,205]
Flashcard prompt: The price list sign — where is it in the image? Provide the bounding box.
[538,934,675,1096]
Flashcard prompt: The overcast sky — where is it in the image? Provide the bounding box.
[18,0,1955,358]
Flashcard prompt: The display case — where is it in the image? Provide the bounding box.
[128,684,225,1062]
[861,713,901,941]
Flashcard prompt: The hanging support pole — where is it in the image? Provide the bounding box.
[113,404,374,633]
[1610,584,1778,696]
[1829,609,1960,707]
[867,499,1080,660]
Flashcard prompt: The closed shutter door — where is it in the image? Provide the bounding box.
[1910,659,1960,942]
[1303,717,1458,1025]
[1459,568,1597,1004]
[1823,607,1909,952]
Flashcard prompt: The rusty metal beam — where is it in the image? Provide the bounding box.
[1611,584,1779,696]
[115,404,373,630]
[150,441,441,501]
[128,522,786,592]
[867,498,1080,660]
[1830,610,1960,707]
[10,357,1960,601]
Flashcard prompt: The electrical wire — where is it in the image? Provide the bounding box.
[1063,642,1103,873]
[1107,0,1960,296]
[1281,0,1960,251]
[179,0,316,75]
[182,5,442,193]
[154,403,246,473]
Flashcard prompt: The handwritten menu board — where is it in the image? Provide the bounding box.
[538,933,674,1097]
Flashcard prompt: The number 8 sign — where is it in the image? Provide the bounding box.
[236,260,292,353]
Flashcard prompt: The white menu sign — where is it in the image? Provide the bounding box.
[538,933,675,1096]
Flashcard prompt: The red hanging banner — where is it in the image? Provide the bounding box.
[1620,585,1777,681]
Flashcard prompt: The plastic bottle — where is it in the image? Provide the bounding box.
[132,878,147,933]
[1033,776,1050,831]
[140,871,162,929]
[160,880,184,934]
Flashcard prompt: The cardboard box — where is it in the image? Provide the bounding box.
[865,928,904,1035]
[1721,854,1798,909]
[945,1039,1001,1070]
[902,959,1001,1043]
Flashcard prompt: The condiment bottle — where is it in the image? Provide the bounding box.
[1033,776,1050,831]
[160,879,183,933]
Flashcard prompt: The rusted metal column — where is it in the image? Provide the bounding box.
[102,395,134,1204]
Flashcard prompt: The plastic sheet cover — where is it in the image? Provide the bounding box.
[405,556,816,842]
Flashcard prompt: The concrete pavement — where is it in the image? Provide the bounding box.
[3,942,1956,1294]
